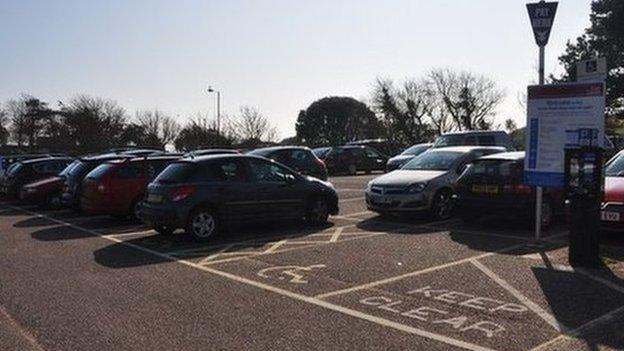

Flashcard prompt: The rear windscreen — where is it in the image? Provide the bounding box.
[463,160,523,180]
[86,164,115,180]
[154,163,196,184]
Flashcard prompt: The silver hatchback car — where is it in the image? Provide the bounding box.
[365,146,505,219]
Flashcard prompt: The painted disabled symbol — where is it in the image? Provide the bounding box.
[257,264,326,284]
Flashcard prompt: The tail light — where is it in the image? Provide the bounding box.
[503,184,533,195]
[171,186,195,202]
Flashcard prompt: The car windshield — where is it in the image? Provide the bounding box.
[401,145,430,156]
[402,151,463,171]
[66,161,89,179]
[248,149,271,157]
[86,164,115,180]
[59,161,79,177]
[463,159,523,180]
[154,162,196,184]
[606,153,624,176]
[433,135,467,147]
[313,148,331,158]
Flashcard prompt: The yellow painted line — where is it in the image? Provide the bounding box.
[315,241,528,299]
[329,227,344,243]
[7,204,496,351]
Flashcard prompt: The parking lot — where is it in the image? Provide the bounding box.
[2,173,624,351]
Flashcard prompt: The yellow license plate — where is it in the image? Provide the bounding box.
[472,185,499,194]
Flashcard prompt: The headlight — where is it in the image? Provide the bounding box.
[406,183,426,193]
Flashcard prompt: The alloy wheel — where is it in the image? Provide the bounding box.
[192,212,216,238]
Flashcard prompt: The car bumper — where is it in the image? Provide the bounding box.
[365,191,430,212]
[600,202,624,231]
[137,202,188,229]
[19,189,44,204]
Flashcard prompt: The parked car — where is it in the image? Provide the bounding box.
[2,157,74,199]
[601,150,624,230]
[184,149,239,158]
[20,160,81,208]
[248,146,328,181]
[137,154,339,241]
[432,130,513,150]
[454,151,563,228]
[0,154,53,176]
[324,146,387,175]
[365,146,505,219]
[385,143,433,172]
[61,153,134,209]
[79,155,181,217]
[346,139,402,157]
[312,147,332,160]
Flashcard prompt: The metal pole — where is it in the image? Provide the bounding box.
[535,45,545,241]
[217,91,221,135]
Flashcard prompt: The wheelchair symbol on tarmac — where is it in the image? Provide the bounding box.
[257,264,326,284]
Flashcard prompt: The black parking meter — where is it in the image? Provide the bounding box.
[564,146,604,267]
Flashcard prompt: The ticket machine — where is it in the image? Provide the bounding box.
[564,146,604,267]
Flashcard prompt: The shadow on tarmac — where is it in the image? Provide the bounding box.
[94,220,334,269]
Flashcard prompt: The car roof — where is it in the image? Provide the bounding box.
[250,146,310,153]
[439,130,507,136]
[21,157,74,165]
[107,155,182,164]
[80,153,134,162]
[428,146,506,153]
[478,151,525,161]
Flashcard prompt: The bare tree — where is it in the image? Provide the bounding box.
[6,94,50,147]
[0,103,8,145]
[135,109,181,148]
[427,69,504,131]
[232,106,277,144]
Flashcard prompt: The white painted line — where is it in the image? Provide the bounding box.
[102,229,155,238]
[336,188,364,192]
[7,204,496,351]
[329,227,344,243]
[338,196,365,203]
[315,241,527,299]
[0,305,45,351]
[198,244,235,266]
[263,240,288,254]
[341,210,374,218]
[469,259,569,333]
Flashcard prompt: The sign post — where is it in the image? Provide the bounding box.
[526,1,558,241]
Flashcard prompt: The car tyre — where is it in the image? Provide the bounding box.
[348,164,357,176]
[186,208,219,242]
[154,225,175,236]
[43,193,62,210]
[430,189,454,220]
[306,197,329,225]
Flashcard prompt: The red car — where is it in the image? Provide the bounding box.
[79,156,180,217]
[20,160,81,208]
[601,151,624,229]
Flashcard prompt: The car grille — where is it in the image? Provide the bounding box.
[370,186,406,195]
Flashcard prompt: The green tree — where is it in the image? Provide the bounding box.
[295,96,382,146]
[553,0,624,126]
[60,95,128,153]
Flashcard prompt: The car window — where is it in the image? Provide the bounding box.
[290,150,312,167]
[154,163,196,184]
[365,148,380,158]
[146,161,171,180]
[464,160,523,179]
[464,136,477,146]
[114,164,143,179]
[401,145,429,156]
[273,150,291,165]
[86,164,115,180]
[606,153,624,176]
[478,135,496,146]
[249,159,295,183]
[433,135,466,147]
[216,160,247,182]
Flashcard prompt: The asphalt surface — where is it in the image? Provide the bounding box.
[1,172,624,351]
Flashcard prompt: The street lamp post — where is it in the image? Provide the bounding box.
[207,86,221,134]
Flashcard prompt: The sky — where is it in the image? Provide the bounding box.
[0,0,593,140]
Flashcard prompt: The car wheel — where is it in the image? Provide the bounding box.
[186,208,219,241]
[44,193,62,210]
[154,225,174,236]
[348,164,357,176]
[430,189,454,220]
[130,198,143,219]
[306,197,329,225]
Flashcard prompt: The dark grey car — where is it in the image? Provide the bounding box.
[137,154,339,241]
